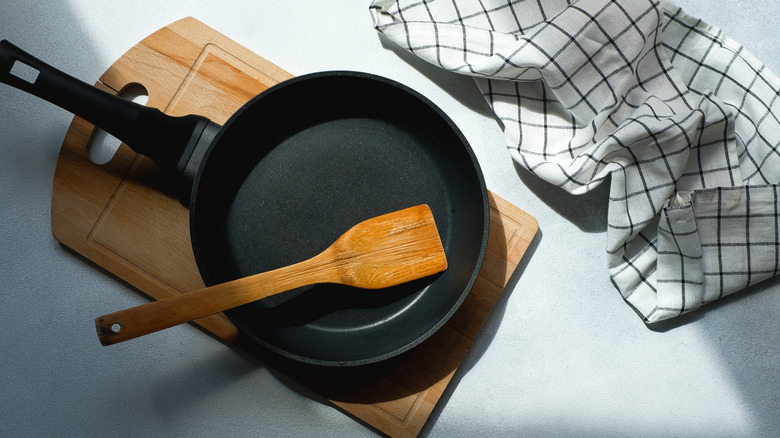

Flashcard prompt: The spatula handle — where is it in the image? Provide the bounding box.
[95,255,333,345]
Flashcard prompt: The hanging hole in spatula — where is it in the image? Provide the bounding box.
[87,83,149,165]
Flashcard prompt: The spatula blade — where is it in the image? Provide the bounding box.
[334,204,448,289]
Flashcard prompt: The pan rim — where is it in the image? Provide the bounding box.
[190,70,489,366]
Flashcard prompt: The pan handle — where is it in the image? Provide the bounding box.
[0,40,210,173]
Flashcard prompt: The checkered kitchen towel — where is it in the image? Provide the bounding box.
[370,0,780,323]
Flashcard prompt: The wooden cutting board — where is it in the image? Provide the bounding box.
[50,18,538,438]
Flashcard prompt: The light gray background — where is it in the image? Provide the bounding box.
[1,1,777,437]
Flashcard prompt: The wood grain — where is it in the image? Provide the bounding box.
[95,205,448,345]
[50,17,538,437]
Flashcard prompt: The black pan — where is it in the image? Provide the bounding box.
[0,41,489,366]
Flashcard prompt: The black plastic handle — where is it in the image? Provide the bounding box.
[0,39,210,173]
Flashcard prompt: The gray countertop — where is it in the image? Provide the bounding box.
[1,1,778,437]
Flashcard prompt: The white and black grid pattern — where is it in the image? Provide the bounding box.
[370,0,780,323]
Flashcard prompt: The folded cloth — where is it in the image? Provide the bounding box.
[370,0,780,323]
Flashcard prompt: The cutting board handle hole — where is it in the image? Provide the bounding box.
[110,323,121,333]
[87,83,149,165]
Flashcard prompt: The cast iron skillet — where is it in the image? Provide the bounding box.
[0,40,489,366]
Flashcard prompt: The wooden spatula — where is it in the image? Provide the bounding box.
[95,204,447,346]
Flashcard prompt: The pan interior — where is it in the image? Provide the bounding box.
[190,73,487,366]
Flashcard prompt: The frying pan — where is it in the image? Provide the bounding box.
[0,40,489,366]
